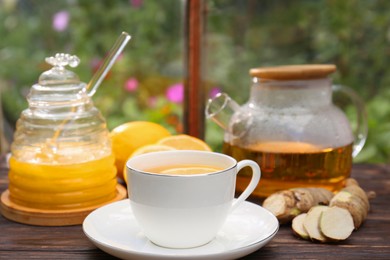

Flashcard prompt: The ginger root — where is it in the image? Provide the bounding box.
[293,205,355,242]
[291,213,309,239]
[288,178,372,242]
[329,180,370,229]
[320,206,354,241]
[302,205,329,242]
[262,187,334,223]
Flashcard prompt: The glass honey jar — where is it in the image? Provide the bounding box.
[3,54,125,223]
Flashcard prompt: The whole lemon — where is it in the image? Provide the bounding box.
[110,121,171,179]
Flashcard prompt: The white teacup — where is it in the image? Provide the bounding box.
[126,150,261,249]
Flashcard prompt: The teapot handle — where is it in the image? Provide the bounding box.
[332,85,368,157]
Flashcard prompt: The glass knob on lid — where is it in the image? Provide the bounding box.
[27,53,90,110]
[39,53,80,85]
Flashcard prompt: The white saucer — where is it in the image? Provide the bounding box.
[83,199,279,260]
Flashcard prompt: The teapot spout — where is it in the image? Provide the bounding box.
[206,93,239,132]
[206,93,252,138]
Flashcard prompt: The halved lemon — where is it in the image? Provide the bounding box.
[110,121,171,179]
[156,134,212,151]
[130,144,176,157]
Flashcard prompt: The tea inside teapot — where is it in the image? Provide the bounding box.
[206,64,367,197]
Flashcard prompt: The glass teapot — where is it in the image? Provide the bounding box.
[206,64,367,197]
[8,53,118,210]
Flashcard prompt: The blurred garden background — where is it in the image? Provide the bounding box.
[0,0,389,163]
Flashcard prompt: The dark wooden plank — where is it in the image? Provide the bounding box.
[244,164,390,259]
[1,160,389,259]
[0,251,117,260]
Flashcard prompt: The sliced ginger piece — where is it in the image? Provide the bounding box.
[320,206,354,241]
[303,205,329,242]
[269,178,373,244]
[292,213,309,240]
[330,183,370,229]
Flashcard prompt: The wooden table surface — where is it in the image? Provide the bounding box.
[1,159,389,259]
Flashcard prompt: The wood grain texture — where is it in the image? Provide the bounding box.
[249,64,337,80]
[183,0,206,139]
[0,156,389,259]
[0,184,127,226]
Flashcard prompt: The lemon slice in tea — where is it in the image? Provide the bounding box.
[161,166,220,175]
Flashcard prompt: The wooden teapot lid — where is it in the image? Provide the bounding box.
[249,64,336,80]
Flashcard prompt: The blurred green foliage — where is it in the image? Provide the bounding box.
[0,0,184,134]
[204,0,390,163]
[0,0,389,163]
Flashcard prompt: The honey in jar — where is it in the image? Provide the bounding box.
[6,54,120,212]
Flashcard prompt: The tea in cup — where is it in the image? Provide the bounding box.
[126,150,261,248]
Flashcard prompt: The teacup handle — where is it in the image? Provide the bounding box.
[231,160,261,212]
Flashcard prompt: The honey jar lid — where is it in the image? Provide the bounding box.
[38,53,81,86]
[249,64,336,80]
[27,53,88,107]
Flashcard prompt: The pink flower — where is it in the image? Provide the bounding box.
[209,87,221,98]
[90,58,100,69]
[117,53,124,61]
[130,0,143,8]
[52,11,69,32]
[124,78,139,92]
[166,83,184,103]
[148,96,157,107]
[90,58,112,79]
